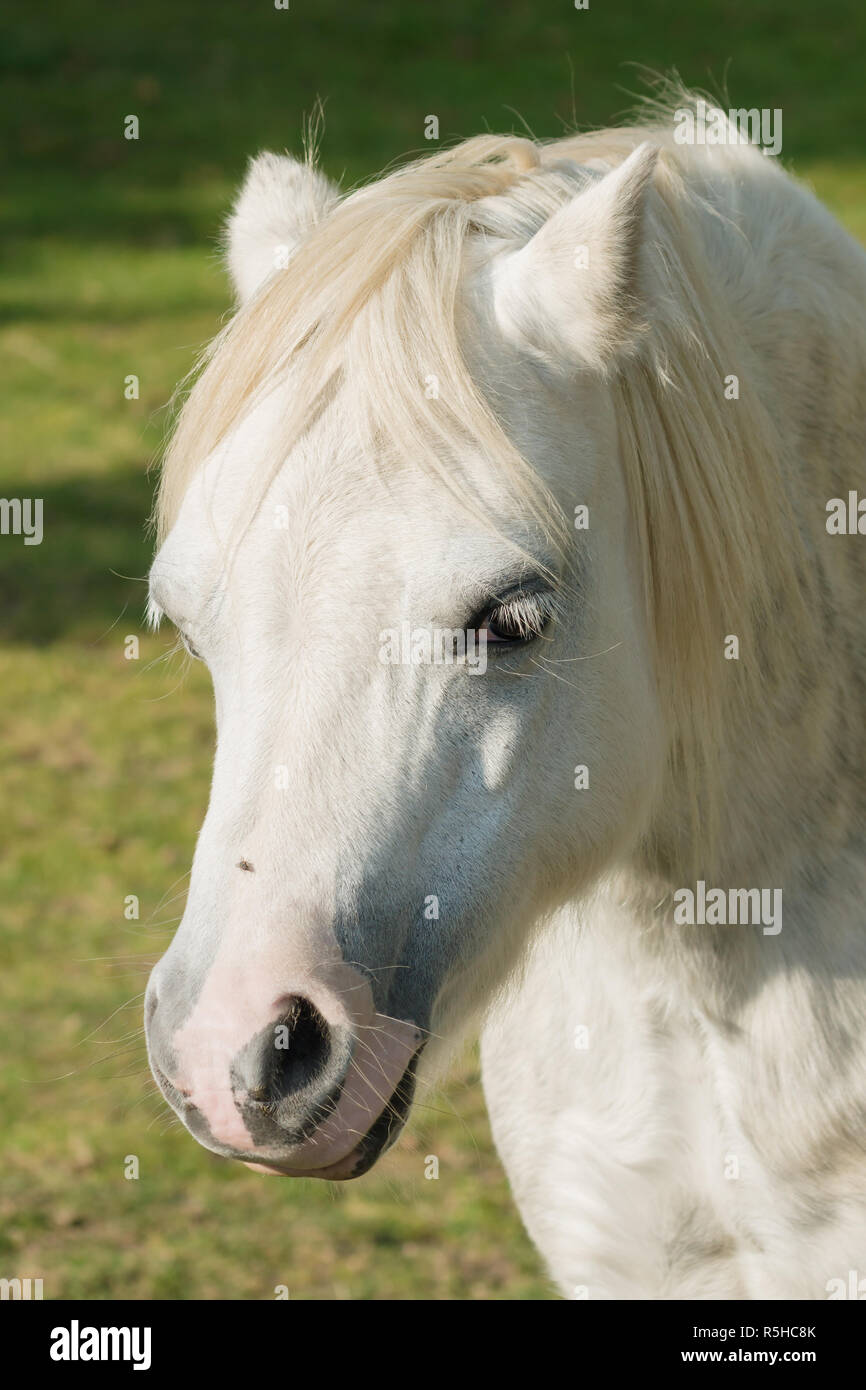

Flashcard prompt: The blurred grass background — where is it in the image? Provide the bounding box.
[1,0,864,1300]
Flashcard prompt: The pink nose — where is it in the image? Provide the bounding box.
[147,955,424,1175]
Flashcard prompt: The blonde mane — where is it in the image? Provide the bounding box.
[157,101,821,876]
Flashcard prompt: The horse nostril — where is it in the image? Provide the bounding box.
[239,995,333,1107]
[273,996,333,1097]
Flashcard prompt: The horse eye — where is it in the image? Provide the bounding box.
[478,593,553,646]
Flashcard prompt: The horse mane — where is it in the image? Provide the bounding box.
[157,90,821,875]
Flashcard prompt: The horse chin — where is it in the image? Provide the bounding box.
[242,1053,420,1181]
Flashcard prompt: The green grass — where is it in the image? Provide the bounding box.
[1,0,865,1299]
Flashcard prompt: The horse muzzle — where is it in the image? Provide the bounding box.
[144,953,424,1180]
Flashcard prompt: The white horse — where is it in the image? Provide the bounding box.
[145,98,866,1299]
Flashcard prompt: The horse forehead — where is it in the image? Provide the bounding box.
[155,441,377,597]
[155,364,542,610]
[153,460,458,640]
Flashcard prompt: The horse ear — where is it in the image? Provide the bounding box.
[225,152,340,304]
[492,142,659,373]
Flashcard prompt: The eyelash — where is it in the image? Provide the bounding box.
[475,589,557,646]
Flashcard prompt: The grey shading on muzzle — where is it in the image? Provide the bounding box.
[229,998,354,1148]
[330,725,507,1037]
